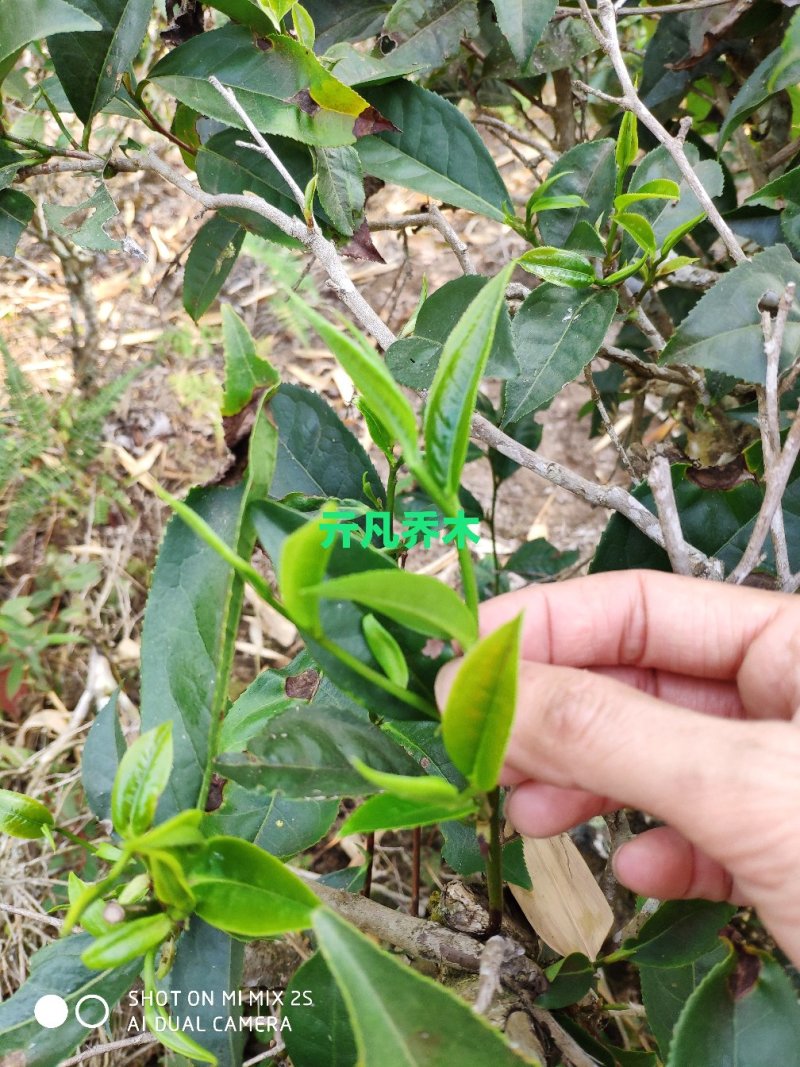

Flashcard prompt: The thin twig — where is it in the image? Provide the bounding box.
[0,902,64,929]
[602,345,699,386]
[620,284,667,353]
[585,365,638,478]
[473,115,559,163]
[473,937,521,1015]
[297,873,546,992]
[242,1039,286,1065]
[586,0,747,264]
[59,1034,157,1067]
[731,285,797,585]
[649,456,693,575]
[209,75,309,215]
[371,208,476,274]
[560,0,745,17]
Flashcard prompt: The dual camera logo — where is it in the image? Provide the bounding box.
[34,994,110,1030]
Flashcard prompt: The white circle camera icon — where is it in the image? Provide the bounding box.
[34,993,110,1030]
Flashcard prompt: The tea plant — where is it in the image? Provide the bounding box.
[2,1,800,1065]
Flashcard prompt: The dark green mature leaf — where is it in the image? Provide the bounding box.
[195,127,308,244]
[187,835,319,936]
[667,945,800,1066]
[622,145,723,254]
[183,216,245,322]
[503,284,617,424]
[640,943,727,1061]
[592,462,800,577]
[661,246,800,383]
[0,144,29,192]
[0,188,35,256]
[537,953,594,1010]
[270,383,384,504]
[0,934,139,1067]
[719,43,800,149]
[315,145,365,236]
[387,275,519,388]
[204,0,275,34]
[0,0,100,67]
[159,919,246,1067]
[358,81,510,221]
[149,24,391,146]
[82,691,126,821]
[538,139,616,248]
[340,791,477,833]
[440,819,531,887]
[221,304,279,416]
[111,722,173,838]
[315,570,477,649]
[424,266,513,501]
[491,0,556,70]
[528,14,595,73]
[441,615,522,791]
[284,951,358,1067]
[216,703,421,797]
[313,909,532,1066]
[217,650,315,754]
[48,0,150,125]
[0,789,54,839]
[382,0,479,73]
[207,782,338,857]
[140,484,247,818]
[504,538,579,579]
[613,900,736,968]
[383,719,465,787]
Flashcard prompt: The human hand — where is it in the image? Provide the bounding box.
[435,570,800,966]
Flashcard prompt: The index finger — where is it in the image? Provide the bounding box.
[480,570,784,681]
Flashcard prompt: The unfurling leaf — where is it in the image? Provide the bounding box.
[441,614,522,791]
[362,614,409,687]
[81,913,174,970]
[517,246,595,288]
[111,723,173,838]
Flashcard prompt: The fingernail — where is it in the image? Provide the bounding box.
[434,658,462,710]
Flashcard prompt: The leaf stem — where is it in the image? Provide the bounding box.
[485,787,504,937]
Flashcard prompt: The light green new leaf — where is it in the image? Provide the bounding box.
[0,0,100,67]
[363,613,409,687]
[111,722,173,838]
[286,292,419,460]
[614,178,680,211]
[661,245,800,383]
[278,511,336,634]
[81,913,174,970]
[315,146,365,236]
[0,789,54,839]
[313,909,535,1065]
[616,110,638,174]
[48,0,151,125]
[187,836,319,936]
[183,216,245,322]
[517,246,595,288]
[221,304,280,416]
[424,265,513,501]
[441,615,522,791]
[614,212,657,256]
[350,758,466,803]
[314,570,478,650]
[339,791,479,834]
[503,284,618,424]
[491,0,557,70]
